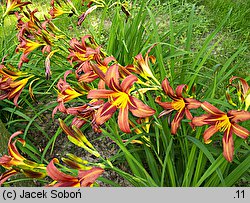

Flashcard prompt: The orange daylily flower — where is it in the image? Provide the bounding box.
[134,44,157,80]
[68,35,99,65]
[228,76,250,110]
[2,0,31,18]
[17,38,46,57]
[52,71,84,117]
[76,55,116,83]
[156,78,201,135]
[0,65,33,106]
[192,101,250,162]
[46,158,104,187]
[87,65,156,133]
[0,131,46,185]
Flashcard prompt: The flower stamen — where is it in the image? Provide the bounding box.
[215,115,231,132]
[172,98,185,111]
[109,92,130,109]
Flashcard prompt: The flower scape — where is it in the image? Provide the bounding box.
[0,0,249,187]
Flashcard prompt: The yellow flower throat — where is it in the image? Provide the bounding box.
[172,98,185,111]
[215,115,231,132]
[109,92,130,109]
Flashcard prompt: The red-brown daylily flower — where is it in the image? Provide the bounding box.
[2,0,31,18]
[133,44,160,85]
[228,76,250,111]
[87,64,156,133]
[155,78,201,135]
[0,65,33,106]
[134,44,156,78]
[76,55,116,83]
[0,131,46,185]
[52,71,84,117]
[17,38,46,68]
[192,101,250,162]
[68,35,99,66]
[46,158,104,187]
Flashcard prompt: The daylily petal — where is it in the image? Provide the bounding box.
[118,105,130,133]
[175,84,187,98]
[78,71,99,83]
[171,109,185,135]
[228,110,250,123]
[185,98,201,109]
[47,158,78,182]
[222,128,234,162]
[155,96,173,109]
[90,62,105,81]
[87,89,114,99]
[230,76,249,96]
[52,182,80,187]
[185,108,195,129]
[120,74,138,93]
[129,97,155,117]
[78,167,104,187]
[161,78,176,99]
[158,109,174,118]
[192,114,216,126]
[105,64,120,91]
[0,169,18,186]
[232,123,249,139]
[203,125,218,143]
[8,131,25,161]
[201,101,224,115]
[94,102,117,125]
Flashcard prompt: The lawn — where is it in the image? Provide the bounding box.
[0,0,249,187]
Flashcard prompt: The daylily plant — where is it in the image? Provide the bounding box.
[156,78,201,135]
[87,64,155,133]
[192,101,250,162]
[15,8,64,69]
